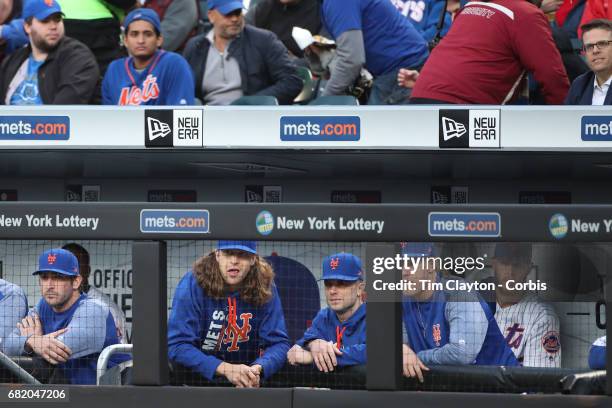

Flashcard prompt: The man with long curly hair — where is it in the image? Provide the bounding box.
[168,240,289,387]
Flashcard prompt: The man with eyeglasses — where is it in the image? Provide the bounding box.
[183,0,302,105]
[565,19,612,105]
[492,243,561,367]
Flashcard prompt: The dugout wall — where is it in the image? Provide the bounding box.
[0,202,610,408]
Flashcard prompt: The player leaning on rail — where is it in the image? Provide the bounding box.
[168,241,290,388]
[287,252,366,372]
[400,243,519,383]
[2,249,126,384]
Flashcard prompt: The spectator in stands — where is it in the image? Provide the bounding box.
[565,19,612,105]
[0,278,28,351]
[184,0,301,105]
[287,253,366,371]
[0,0,99,105]
[246,0,321,59]
[588,335,606,369]
[0,0,28,62]
[3,249,125,384]
[556,0,587,38]
[401,243,518,383]
[57,0,136,76]
[144,0,199,52]
[492,244,561,367]
[390,0,451,44]
[408,0,569,104]
[321,0,428,104]
[102,8,194,105]
[579,0,612,37]
[62,243,128,344]
[168,241,289,387]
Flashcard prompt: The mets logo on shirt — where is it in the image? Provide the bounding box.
[432,324,442,346]
[542,331,560,354]
[224,313,253,352]
[120,74,160,105]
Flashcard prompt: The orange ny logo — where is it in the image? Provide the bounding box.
[44,0,54,6]
[224,313,253,352]
[47,254,57,264]
[432,324,442,346]
[330,257,339,270]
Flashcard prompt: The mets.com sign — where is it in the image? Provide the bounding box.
[280,116,360,141]
[428,212,501,237]
[0,116,70,140]
[581,116,612,141]
[140,210,209,233]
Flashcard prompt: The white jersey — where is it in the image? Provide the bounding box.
[87,287,128,344]
[494,294,560,367]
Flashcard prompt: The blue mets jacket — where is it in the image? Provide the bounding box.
[168,271,290,380]
[403,276,519,366]
[297,303,366,366]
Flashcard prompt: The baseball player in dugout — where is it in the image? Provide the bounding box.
[0,278,28,351]
[168,241,290,388]
[102,8,194,105]
[401,243,518,383]
[62,243,129,344]
[492,243,561,367]
[287,253,366,371]
[2,249,126,384]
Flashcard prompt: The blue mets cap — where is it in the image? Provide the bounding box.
[494,243,532,262]
[23,0,63,21]
[401,242,437,257]
[321,253,363,282]
[208,0,244,15]
[123,8,162,34]
[33,248,79,277]
[218,240,257,255]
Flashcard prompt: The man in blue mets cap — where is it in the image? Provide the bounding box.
[182,0,302,105]
[3,248,125,384]
[168,240,289,387]
[288,252,366,372]
[0,0,99,105]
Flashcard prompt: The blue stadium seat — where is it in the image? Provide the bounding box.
[231,95,279,105]
[309,95,360,106]
[265,254,320,344]
[294,66,316,105]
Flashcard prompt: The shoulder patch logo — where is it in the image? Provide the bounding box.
[542,331,561,354]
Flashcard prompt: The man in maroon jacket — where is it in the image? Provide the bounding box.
[408,0,569,104]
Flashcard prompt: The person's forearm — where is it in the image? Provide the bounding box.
[323,30,365,96]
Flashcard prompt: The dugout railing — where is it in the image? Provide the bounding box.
[0,202,609,408]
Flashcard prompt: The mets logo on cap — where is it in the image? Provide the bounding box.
[34,248,79,277]
[321,253,363,281]
[329,257,340,270]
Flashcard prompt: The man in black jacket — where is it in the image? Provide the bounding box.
[183,0,301,105]
[0,0,99,104]
[565,19,612,105]
[246,0,321,58]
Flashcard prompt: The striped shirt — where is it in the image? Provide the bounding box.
[495,294,561,367]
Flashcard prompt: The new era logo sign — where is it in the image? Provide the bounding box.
[145,110,204,147]
[439,109,501,149]
[441,117,467,141]
[147,117,171,141]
